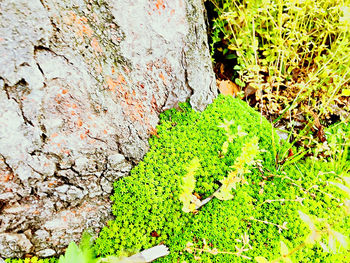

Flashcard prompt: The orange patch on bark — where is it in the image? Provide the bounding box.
[117,74,126,84]
[81,25,93,37]
[106,76,117,92]
[91,38,103,53]
[106,74,126,93]
[96,64,102,74]
[155,0,165,10]
[69,12,93,39]
[159,72,167,85]
[2,173,13,182]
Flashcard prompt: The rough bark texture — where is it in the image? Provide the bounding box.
[0,0,216,258]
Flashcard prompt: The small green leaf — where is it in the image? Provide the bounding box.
[226,54,237,59]
[332,230,348,249]
[235,78,246,88]
[280,241,289,256]
[214,187,234,200]
[59,242,84,263]
[280,241,293,263]
[298,210,315,231]
[255,256,269,263]
[236,38,243,46]
[319,241,330,253]
[342,89,350,96]
[100,256,122,263]
[342,176,350,186]
[329,235,336,253]
[222,141,229,155]
[306,230,321,245]
[328,181,350,196]
[179,158,201,212]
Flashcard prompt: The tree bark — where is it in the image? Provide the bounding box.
[0,0,216,258]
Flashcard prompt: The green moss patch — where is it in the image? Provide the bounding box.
[5,257,57,263]
[94,95,349,262]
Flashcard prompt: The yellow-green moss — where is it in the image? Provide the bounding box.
[94,95,349,262]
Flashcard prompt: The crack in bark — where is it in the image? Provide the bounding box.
[0,201,6,214]
[86,134,108,144]
[29,150,62,163]
[26,164,46,179]
[36,63,45,78]
[181,48,194,98]
[3,80,34,127]
[203,0,212,54]
[3,82,12,100]
[100,155,109,178]
[38,0,61,41]
[16,97,34,127]
[34,46,79,73]
[0,154,15,176]
[53,168,84,192]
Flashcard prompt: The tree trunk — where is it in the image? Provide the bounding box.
[0,0,216,258]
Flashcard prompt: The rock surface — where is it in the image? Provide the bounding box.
[0,0,216,258]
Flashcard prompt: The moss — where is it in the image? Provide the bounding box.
[5,257,57,263]
[93,95,349,262]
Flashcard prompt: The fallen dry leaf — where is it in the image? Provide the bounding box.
[244,84,257,97]
[217,79,239,96]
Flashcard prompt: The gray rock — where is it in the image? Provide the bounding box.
[32,230,50,250]
[56,185,69,194]
[0,0,216,257]
[101,177,113,194]
[37,249,56,258]
[104,171,125,181]
[3,202,27,214]
[55,185,84,206]
[67,186,84,200]
[0,192,15,201]
[73,157,90,173]
[108,154,126,169]
[0,233,33,258]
